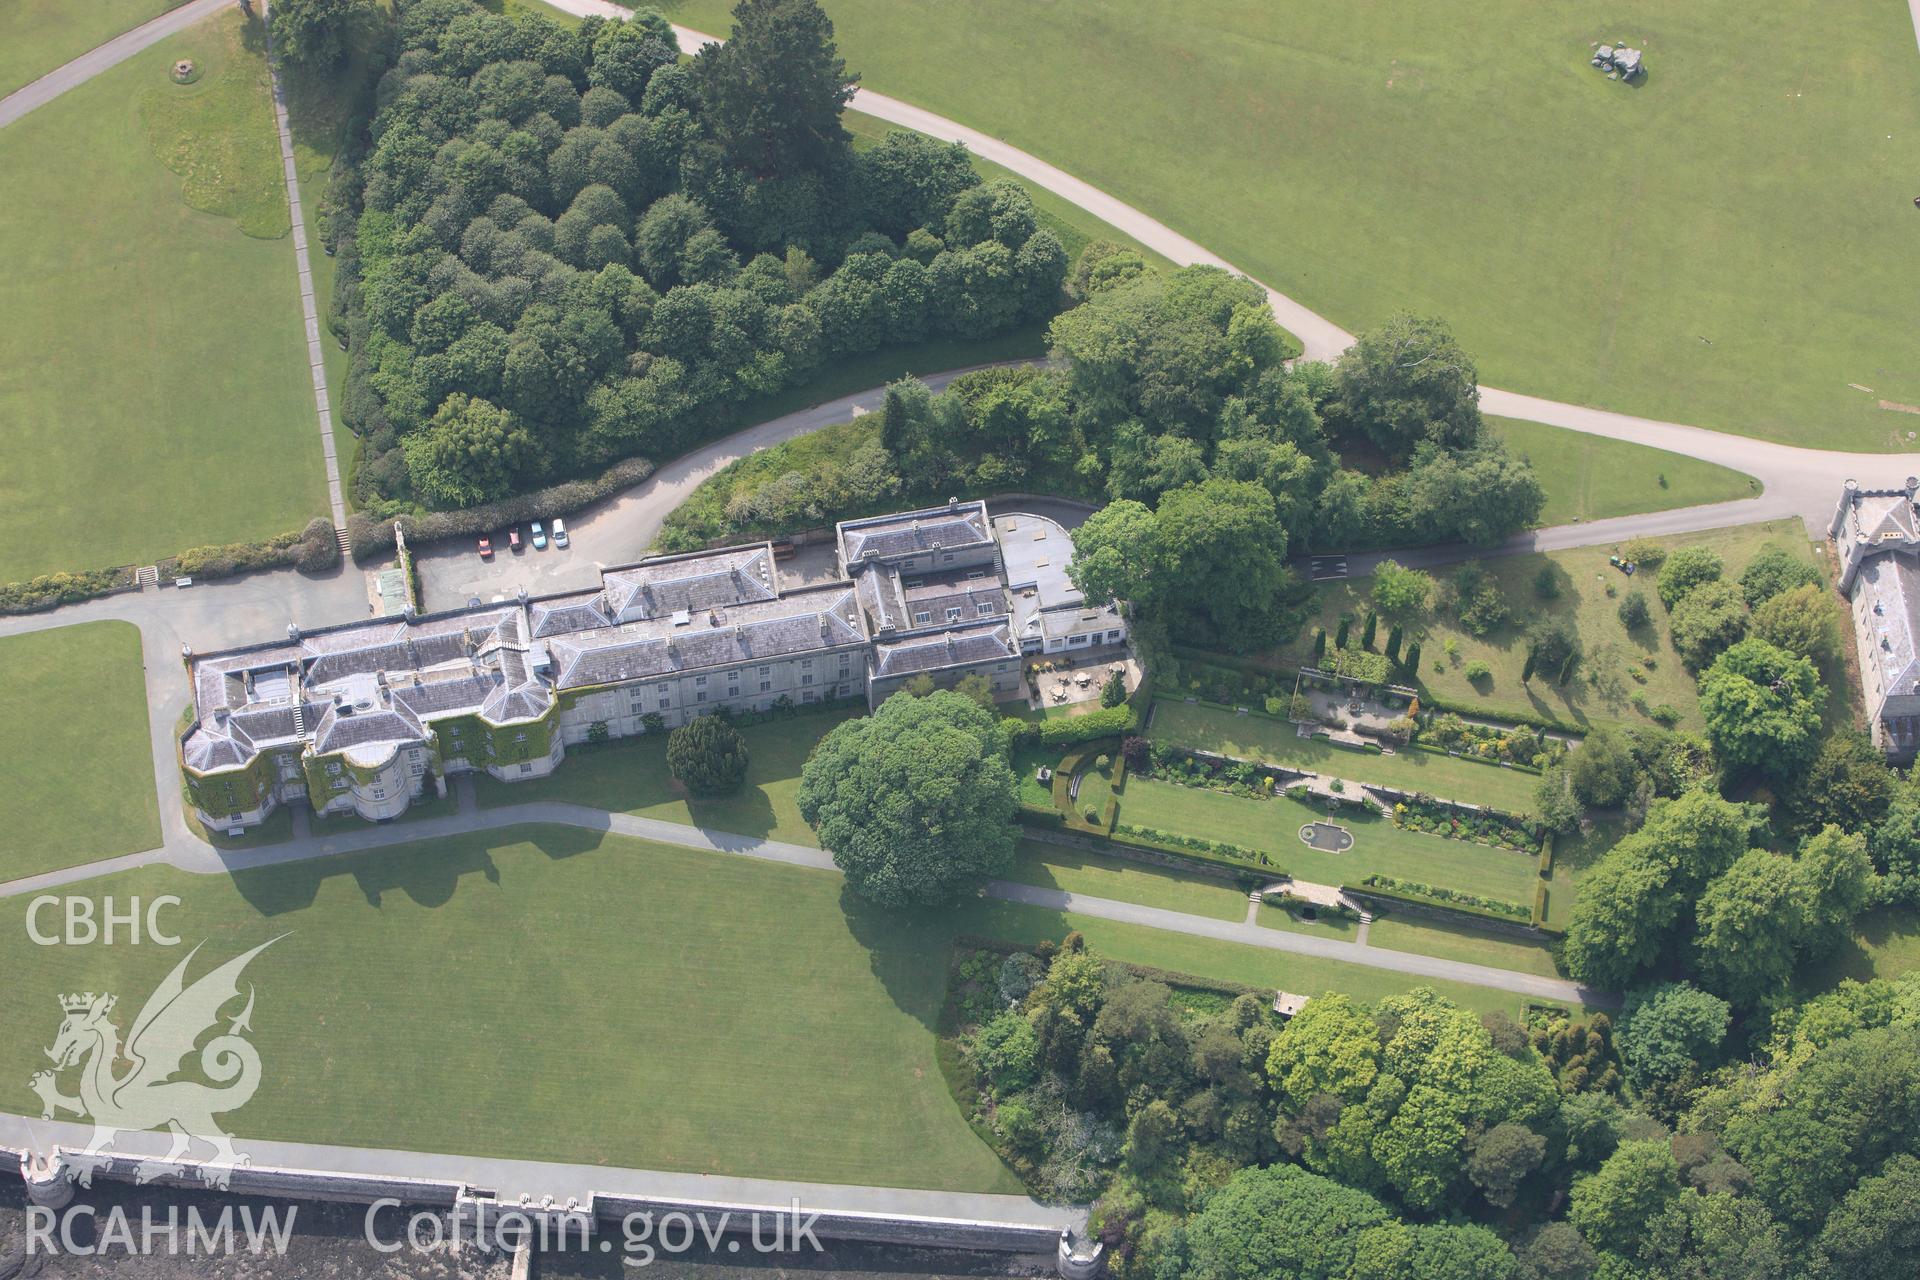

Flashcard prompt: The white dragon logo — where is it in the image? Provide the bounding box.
[29,938,281,1189]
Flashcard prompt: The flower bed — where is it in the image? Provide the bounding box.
[1355,874,1529,921]
[1390,796,1542,852]
[1113,823,1274,868]
[1416,713,1567,770]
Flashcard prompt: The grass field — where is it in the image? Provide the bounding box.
[1493,418,1758,528]
[1266,519,1827,734]
[960,897,1540,1018]
[845,107,1174,274]
[1121,776,1540,906]
[0,0,188,96]
[1004,841,1249,921]
[473,708,858,844]
[0,826,1543,1173]
[1258,900,1358,941]
[1149,699,1542,813]
[661,0,1920,449]
[0,623,160,878]
[1801,907,1920,990]
[0,10,325,580]
[1366,916,1562,980]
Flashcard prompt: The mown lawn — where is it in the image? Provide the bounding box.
[960,896,1538,1018]
[1121,776,1539,908]
[1149,700,1541,814]
[1003,840,1249,921]
[1270,519,1826,734]
[1800,907,1920,991]
[0,10,325,580]
[661,0,1920,448]
[0,622,160,879]
[1365,916,1563,980]
[0,829,1020,1190]
[473,707,858,844]
[0,826,1550,1176]
[0,0,189,96]
[1492,417,1758,527]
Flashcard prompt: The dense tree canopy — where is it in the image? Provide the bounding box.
[338,0,1065,513]
[796,689,1015,904]
[269,0,374,70]
[1329,313,1483,458]
[1698,638,1823,776]
[1561,791,1758,989]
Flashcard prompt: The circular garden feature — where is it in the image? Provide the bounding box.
[1299,821,1354,853]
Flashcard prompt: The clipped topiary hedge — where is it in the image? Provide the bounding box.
[163,518,340,580]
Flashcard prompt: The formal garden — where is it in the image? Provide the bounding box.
[1224,519,1830,736]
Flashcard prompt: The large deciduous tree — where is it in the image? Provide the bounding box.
[797,689,1015,905]
[1751,581,1843,662]
[1331,313,1483,458]
[693,0,856,180]
[401,393,536,508]
[1183,1164,1393,1280]
[1561,791,1756,989]
[269,0,374,71]
[1698,638,1823,776]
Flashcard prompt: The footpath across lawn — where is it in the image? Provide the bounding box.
[1493,417,1758,527]
[1002,839,1250,921]
[1120,776,1539,907]
[0,824,1564,1182]
[0,622,161,879]
[0,0,188,97]
[472,707,859,844]
[1149,699,1540,814]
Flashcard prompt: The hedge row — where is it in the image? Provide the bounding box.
[347,456,656,561]
[1409,740,1543,775]
[0,518,340,615]
[0,567,132,615]
[1532,879,1551,929]
[1004,703,1138,749]
[1352,875,1530,922]
[162,518,340,580]
[1114,822,1276,869]
[949,936,1271,1001]
[1414,692,1589,739]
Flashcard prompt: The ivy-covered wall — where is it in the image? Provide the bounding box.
[183,746,281,820]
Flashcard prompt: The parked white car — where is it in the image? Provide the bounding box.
[551,517,569,548]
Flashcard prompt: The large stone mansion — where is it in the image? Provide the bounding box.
[180,501,1126,832]
[1832,478,1920,761]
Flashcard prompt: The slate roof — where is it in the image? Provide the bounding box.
[1847,492,1920,545]
[602,545,776,621]
[839,501,992,565]
[873,622,1016,679]
[183,606,547,775]
[546,586,864,691]
[1855,553,1920,699]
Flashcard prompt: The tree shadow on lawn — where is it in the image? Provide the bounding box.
[229,825,604,916]
[838,883,972,1035]
[684,781,781,842]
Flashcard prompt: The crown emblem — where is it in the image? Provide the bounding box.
[59,993,112,1015]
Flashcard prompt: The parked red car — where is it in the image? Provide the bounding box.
[478,535,493,559]
[508,527,522,551]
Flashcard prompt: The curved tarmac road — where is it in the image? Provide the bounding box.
[515,2,1918,500]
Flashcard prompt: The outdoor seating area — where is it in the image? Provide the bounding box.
[1030,650,1140,709]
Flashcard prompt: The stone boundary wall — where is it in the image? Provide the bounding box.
[1342,889,1551,943]
[5,1146,1078,1262]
